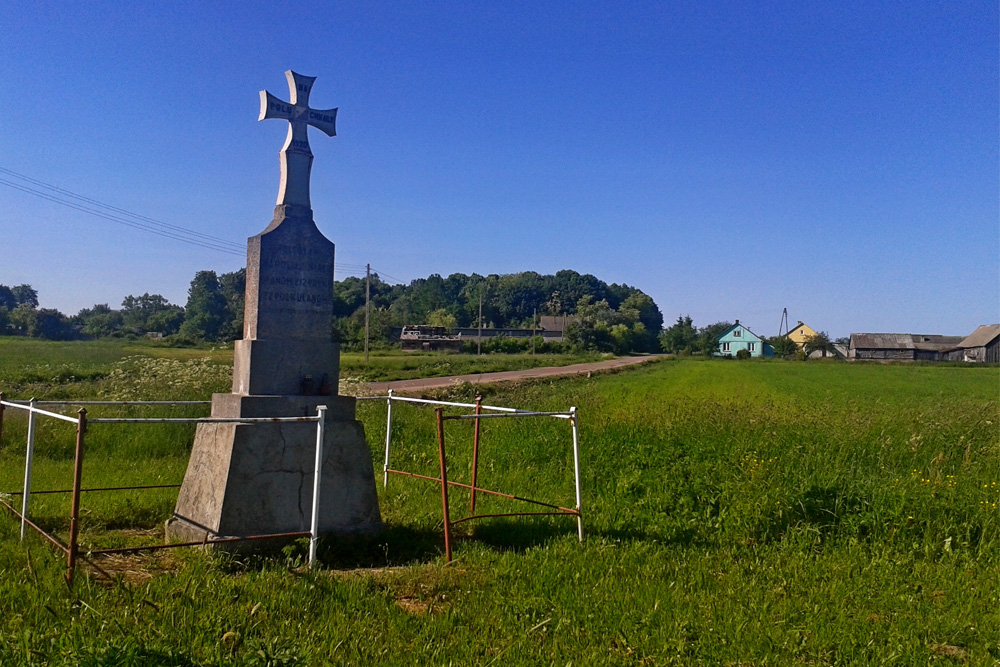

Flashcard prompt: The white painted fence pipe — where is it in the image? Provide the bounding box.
[383,390,393,488]
[570,406,584,542]
[20,398,37,541]
[309,405,327,569]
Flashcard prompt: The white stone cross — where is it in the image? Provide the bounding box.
[259,70,338,208]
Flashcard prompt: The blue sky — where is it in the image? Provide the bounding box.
[1,1,996,339]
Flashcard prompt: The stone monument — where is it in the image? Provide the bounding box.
[167,71,381,546]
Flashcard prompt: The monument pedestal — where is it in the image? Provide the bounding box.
[167,392,381,546]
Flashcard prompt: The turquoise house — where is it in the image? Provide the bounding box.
[716,320,774,358]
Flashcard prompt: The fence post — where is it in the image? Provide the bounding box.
[383,390,394,488]
[469,396,482,514]
[0,391,5,447]
[21,398,37,541]
[67,408,87,583]
[309,405,327,569]
[436,408,452,562]
[570,406,584,542]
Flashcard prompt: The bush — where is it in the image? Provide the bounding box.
[736,348,751,360]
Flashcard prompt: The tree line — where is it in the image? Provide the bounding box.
[333,270,663,353]
[0,269,665,353]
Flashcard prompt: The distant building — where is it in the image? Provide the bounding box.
[940,324,1000,363]
[538,315,579,342]
[848,333,964,361]
[716,320,774,358]
[786,321,819,349]
[400,325,462,352]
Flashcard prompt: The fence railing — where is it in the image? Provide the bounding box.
[1,389,585,576]
[0,393,330,580]
[361,390,583,561]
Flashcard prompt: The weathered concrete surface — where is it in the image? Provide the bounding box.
[168,394,380,544]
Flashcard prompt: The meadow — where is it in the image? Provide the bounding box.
[0,340,996,665]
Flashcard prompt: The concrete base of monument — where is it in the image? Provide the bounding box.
[165,392,382,551]
[232,339,341,397]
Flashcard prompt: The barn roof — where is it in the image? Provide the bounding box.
[850,333,964,351]
[957,324,1000,349]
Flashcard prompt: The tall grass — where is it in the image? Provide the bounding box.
[0,350,996,665]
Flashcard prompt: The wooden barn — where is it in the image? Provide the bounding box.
[848,333,964,361]
[940,324,1000,363]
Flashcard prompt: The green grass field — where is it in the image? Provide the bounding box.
[0,342,996,665]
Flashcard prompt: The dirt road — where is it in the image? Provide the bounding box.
[366,355,664,394]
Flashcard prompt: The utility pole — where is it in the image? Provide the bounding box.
[778,307,788,337]
[364,263,371,364]
[477,290,483,356]
[532,307,536,355]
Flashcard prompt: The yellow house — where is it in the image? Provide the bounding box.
[786,321,819,349]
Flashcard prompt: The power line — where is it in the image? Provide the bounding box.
[0,167,245,255]
[1,168,414,285]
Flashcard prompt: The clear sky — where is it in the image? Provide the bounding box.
[1,1,996,339]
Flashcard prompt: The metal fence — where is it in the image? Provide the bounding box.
[0,389,584,577]
[360,390,583,561]
[0,393,330,581]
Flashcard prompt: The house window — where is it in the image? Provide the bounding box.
[722,342,730,352]
[733,329,741,337]
[749,342,755,352]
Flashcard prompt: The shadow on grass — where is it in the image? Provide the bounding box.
[76,646,199,667]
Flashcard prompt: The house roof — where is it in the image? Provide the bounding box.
[957,324,1000,349]
[850,333,965,351]
[721,321,767,342]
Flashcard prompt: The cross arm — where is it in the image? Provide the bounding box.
[259,90,295,121]
[305,108,337,137]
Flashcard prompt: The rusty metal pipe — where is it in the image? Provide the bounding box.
[66,408,87,583]
[449,510,580,526]
[92,530,313,555]
[436,408,452,562]
[1,483,182,495]
[469,396,482,514]
[385,468,577,513]
[0,499,70,553]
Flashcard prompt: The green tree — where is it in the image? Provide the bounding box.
[767,335,799,359]
[804,331,836,358]
[659,315,698,354]
[219,269,246,340]
[146,307,185,335]
[565,295,616,351]
[180,271,229,341]
[8,304,35,335]
[121,293,182,333]
[0,286,16,311]
[76,304,124,338]
[698,321,733,356]
[31,308,72,340]
[427,308,457,329]
[11,284,38,308]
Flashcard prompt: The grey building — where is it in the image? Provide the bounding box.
[940,324,1000,363]
[848,333,965,361]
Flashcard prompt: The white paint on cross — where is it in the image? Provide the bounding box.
[259,70,338,208]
